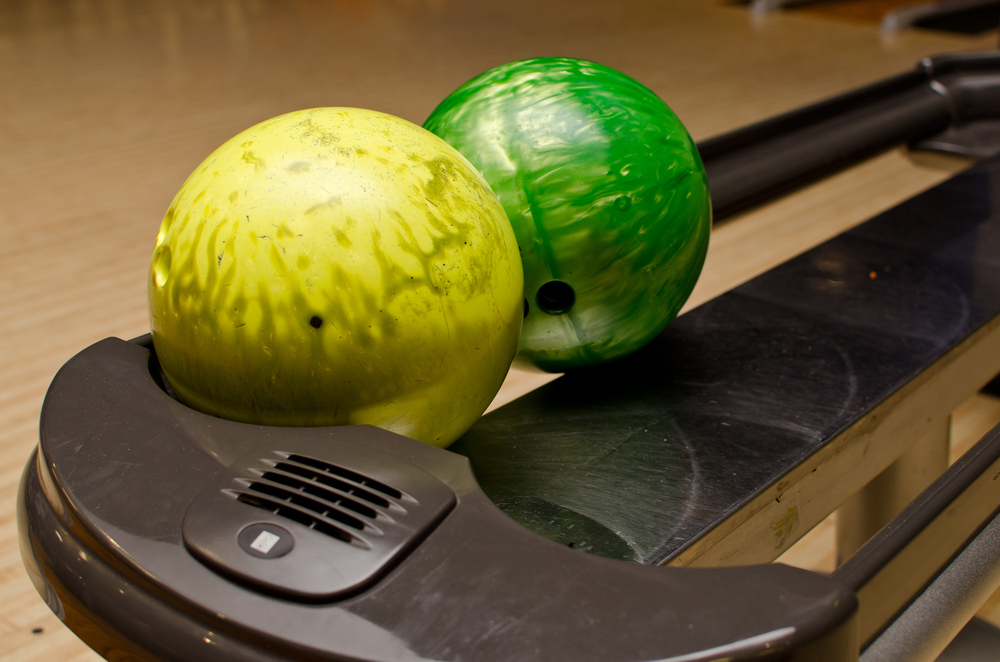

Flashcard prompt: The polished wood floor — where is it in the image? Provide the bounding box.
[1,1,999,659]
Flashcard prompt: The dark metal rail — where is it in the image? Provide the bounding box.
[698,51,1000,220]
[831,422,1000,657]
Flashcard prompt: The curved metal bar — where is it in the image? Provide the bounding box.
[698,51,1000,220]
[832,421,1000,651]
[881,0,1000,34]
[859,510,1000,662]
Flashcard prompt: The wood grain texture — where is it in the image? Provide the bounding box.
[0,0,997,659]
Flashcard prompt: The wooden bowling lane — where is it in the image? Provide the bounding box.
[0,1,998,660]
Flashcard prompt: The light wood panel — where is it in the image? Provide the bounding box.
[0,0,997,659]
[776,391,1000,622]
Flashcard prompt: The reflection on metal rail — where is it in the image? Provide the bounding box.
[698,51,1000,220]
[862,512,1000,661]
[881,0,1000,34]
[832,421,1000,659]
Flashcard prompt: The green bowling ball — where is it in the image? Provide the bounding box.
[424,57,711,371]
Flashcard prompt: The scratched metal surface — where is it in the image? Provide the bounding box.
[449,157,1000,565]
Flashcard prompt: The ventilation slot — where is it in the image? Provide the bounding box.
[184,440,458,600]
[273,461,392,510]
[228,452,416,550]
[285,454,404,500]
[263,470,379,519]
[234,493,361,546]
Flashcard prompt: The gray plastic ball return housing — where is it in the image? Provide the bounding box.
[18,336,857,662]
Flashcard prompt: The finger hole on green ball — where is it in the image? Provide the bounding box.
[536,280,575,315]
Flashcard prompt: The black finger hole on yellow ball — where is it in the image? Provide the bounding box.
[309,316,323,329]
[536,280,575,315]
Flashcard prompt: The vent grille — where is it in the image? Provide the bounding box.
[234,492,359,545]
[183,432,457,600]
[287,454,404,500]
[229,453,411,548]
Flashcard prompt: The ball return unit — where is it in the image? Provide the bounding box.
[18,51,1000,661]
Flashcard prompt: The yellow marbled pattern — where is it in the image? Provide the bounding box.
[149,108,523,447]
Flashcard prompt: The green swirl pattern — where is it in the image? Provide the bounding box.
[425,58,711,371]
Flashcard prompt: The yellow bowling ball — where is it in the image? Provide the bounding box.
[148,107,523,447]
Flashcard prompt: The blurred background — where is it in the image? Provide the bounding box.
[2,0,999,659]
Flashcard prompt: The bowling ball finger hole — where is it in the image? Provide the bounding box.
[536,280,575,315]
